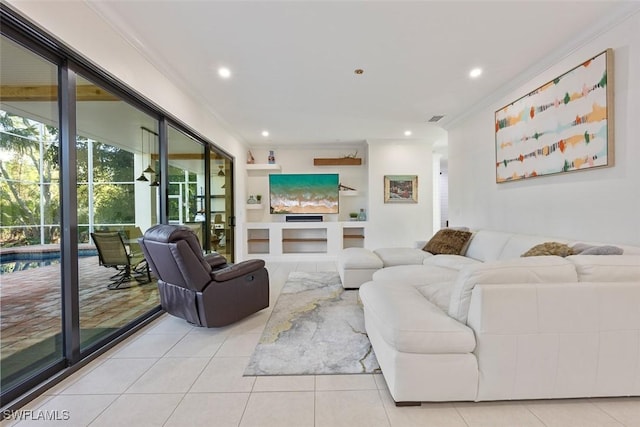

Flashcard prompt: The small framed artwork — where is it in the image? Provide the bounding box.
[384,175,418,203]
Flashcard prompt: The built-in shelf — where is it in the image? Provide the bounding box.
[246,163,281,171]
[339,190,359,196]
[282,238,328,242]
[313,158,362,166]
[246,204,264,210]
[244,222,367,257]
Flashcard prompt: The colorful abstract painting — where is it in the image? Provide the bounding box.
[495,49,613,183]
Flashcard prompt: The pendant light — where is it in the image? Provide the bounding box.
[136,127,149,182]
[150,172,160,187]
[143,127,156,174]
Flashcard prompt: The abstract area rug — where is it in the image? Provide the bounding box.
[244,271,379,376]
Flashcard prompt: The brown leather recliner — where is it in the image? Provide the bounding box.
[138,224,269,327]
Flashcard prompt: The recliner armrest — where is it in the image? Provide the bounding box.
[204,253,227,268]
[211,259,266,282]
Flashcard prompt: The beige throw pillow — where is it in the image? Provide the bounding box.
[522,241,574,257]
[423,229,473,255]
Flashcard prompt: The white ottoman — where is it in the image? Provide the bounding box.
[337,248,384,289]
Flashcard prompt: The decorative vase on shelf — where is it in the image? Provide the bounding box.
[268,150,275,164]
[247,195,257,204]
[256,195,262,203]
[357,208,367,221]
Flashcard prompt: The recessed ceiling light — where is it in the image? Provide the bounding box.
[218,67,231,79]
[469,67,482,78]
[404,130,412,136]
[261,130,269,137]
[354,69,364,75]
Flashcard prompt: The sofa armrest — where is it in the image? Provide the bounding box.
[467,281,640,400]
[211,259,265,282]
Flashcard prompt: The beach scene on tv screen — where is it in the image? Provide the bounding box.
[269,174,339,214]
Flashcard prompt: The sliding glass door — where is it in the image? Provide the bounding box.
[166,126,234,260]
[75,75,160,351]
[0,35,63,399]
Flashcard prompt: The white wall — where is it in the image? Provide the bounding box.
[366,139,435,249]
[448,12,640,246]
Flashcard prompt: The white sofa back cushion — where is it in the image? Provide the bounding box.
[567,255,640,282]
[448,256,579,324]
[498,234,567,260]
[373,247,431,267]
[423,254,481,271]
[464,230,513,262]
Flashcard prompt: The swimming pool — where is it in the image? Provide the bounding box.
[0,249,97,275]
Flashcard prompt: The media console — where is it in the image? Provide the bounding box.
[244,221,366,259]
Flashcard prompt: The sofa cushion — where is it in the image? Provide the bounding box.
[359,281,476,354]
[448,256,579,324]
[522,242,574,257]
[567,255,640,282]
[372,264,458,285]
[498,234,566,260]
[464,230,513,262]
[424,254,482,271]
[571,243,624,255]
[416,282,454,312]
[422,229,473,255]
[373,247,431,267]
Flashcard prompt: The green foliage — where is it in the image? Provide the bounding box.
[1,110,136,246]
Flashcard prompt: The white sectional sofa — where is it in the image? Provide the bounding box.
[352,230,640,405]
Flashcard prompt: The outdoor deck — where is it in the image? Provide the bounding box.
[0,253,160,360]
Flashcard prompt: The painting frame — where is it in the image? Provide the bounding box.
[384,175,418,203]
[495,48,614,183]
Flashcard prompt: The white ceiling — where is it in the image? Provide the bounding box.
[80,1,636,148]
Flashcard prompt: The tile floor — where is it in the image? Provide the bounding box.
[2,260,640,427]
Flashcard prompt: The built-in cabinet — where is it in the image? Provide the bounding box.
[245,222,367,259]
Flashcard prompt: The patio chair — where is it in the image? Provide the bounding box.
[137,224,269,327]
[91,231,151,289]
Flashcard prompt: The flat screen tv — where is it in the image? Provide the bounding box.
[269,173,339,214]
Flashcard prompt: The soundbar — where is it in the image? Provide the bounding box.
[285,215,323,222]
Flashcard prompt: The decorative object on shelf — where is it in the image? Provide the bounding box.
[349,212,358,221]
[247,150,255,164]
[384,175,418,203]
[268,150,276,164]
[217,165,225,176]
[338,183,357,191]
[247,195,258,204]
[256,194,262,203]
[495,49,613,183]
[357,208,367,221]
